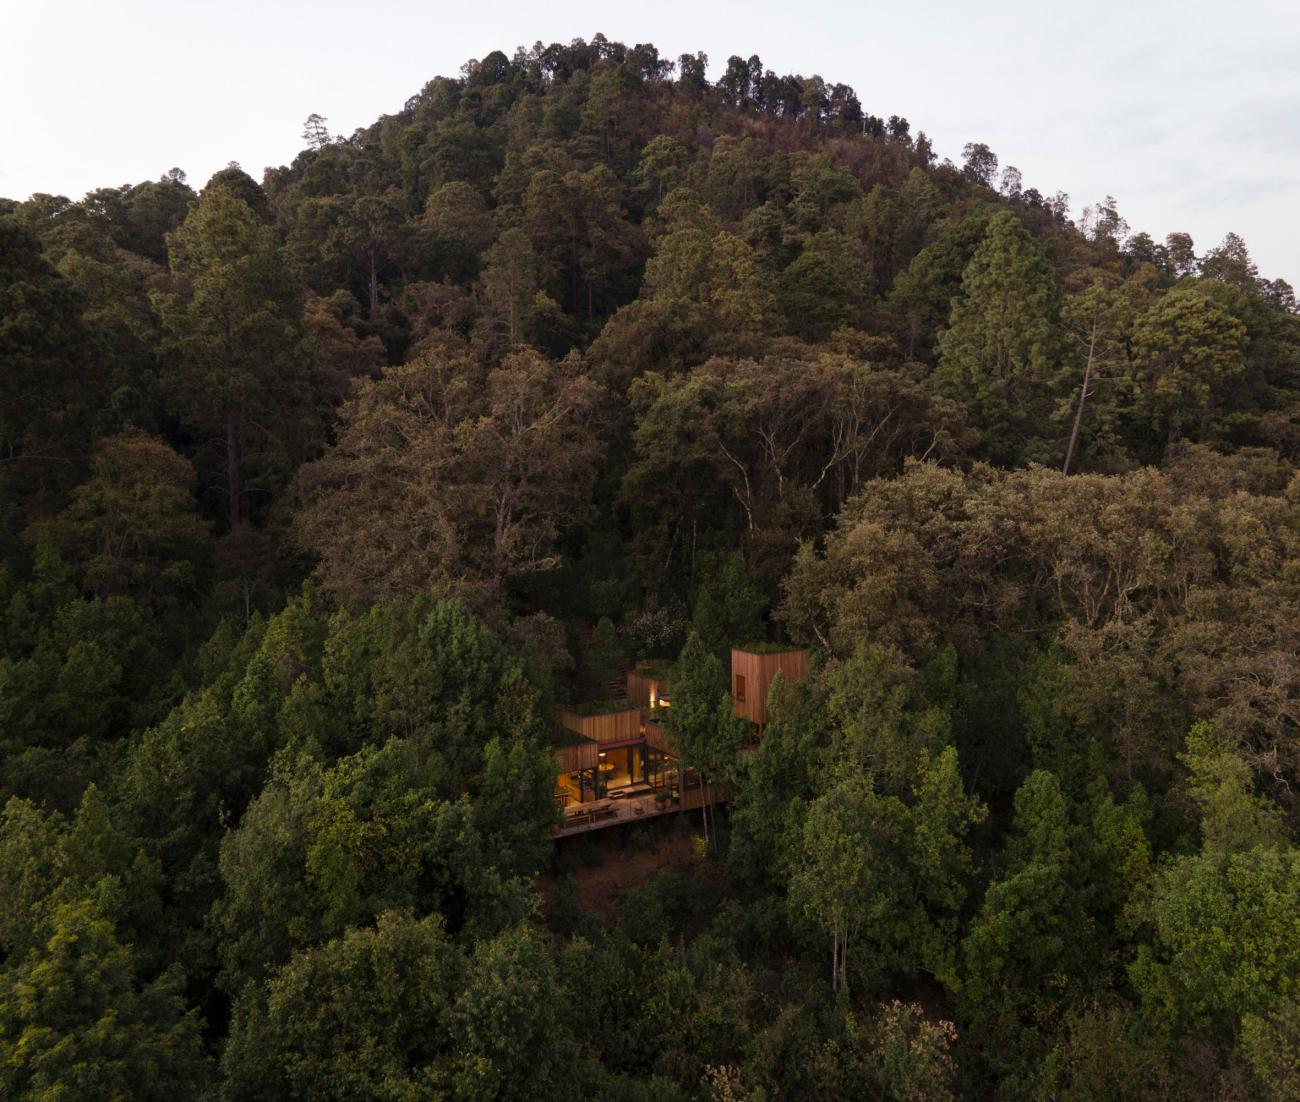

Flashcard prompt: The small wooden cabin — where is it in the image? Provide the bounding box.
[626,661,671,711]
[730,646,808,726]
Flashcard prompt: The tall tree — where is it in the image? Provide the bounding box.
[293,349,603,607]
[0,900,210,1100]
[934,211,1059,463]
[37,431,209,607]
[155,185,317,528]
[1129,285,1246,448]
[0,218,99,504]
[669,632,747,847]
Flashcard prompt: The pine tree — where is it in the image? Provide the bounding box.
[934,211,1059,464]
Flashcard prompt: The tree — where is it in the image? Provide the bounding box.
[214,599,555,994]
[301,112,331,149]
[1133,844,1300,1043]
[1164,232,1197,278]
[934,211,1059,463]
[583,615,625,696]
[1130,731,1296,1044]
[325,190,408,315]
[422,180,495,284]
[0,217,100,503]
[0,900,210,1100]
[1080,195,1129,248]
[634,135,691,201]
[449,924,572,1100]
[791,747,983,994]
[1199,231,1258,290]
[961,142,998,186]
[155,184,316,528]
[222,910,460,1100]
[37,431,209,607]
[479,226,541,350]
[789,773,874,993]
[524,165,639,321]
[1129,285,1246,447]
[777,232,864,340]
[960,771,1087,1080]
[302,290,386,405]
[625,352,961,588]
[689,550,766,655]
[885,211,991,360]
[669,632,747,847]
[1059,272,1146,473]
[293,348,603,607]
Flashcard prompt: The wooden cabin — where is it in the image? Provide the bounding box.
[555,702,668,810]
[730,646,808,726]
[626,661,672,712]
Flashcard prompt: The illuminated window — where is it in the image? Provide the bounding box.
[735,674,746,703]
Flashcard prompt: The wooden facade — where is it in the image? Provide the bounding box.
[559,706,642,745]
[554,738,599,774]
[643,718,676,755]
[626,662,671,711]
[730,647,808,726]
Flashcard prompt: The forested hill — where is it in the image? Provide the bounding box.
[3,34,1300,1101]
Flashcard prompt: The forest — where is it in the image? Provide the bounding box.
[3,34,1300,1100]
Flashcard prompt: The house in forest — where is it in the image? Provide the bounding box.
[551,696,689,835]
[552,701,675,806]
[730,645,808,727]
[553,644,808,836]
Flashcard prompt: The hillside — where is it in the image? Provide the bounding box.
[2,36,1300,1101]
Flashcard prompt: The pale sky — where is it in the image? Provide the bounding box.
[3,0,1298,285]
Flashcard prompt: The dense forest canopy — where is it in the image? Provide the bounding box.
[3,34,1300,1100]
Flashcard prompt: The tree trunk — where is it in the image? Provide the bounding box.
[225,412,242,529]
[1062,327,1097,475]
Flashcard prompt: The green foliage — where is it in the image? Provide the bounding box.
[5,34,1300,1102]
[583,615,625,693]
[0,900,210,1101]
[1133,845,1300,1042]
[38,431,209,608]
[0,217,100,503]
[1130,285,1247,447]
[222,910,460,1100]
[934,211,1059,464]
[690,550,767,654]
[791,747,985,994]
[155,183,317,528]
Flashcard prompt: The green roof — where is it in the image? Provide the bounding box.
[635,660,674,680]
[566,699,637,717]
[549,728,597,748]
[735,641,805,655]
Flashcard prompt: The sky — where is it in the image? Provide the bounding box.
[3,0,1298,285]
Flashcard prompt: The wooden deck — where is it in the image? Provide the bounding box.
[553,784,725,838]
